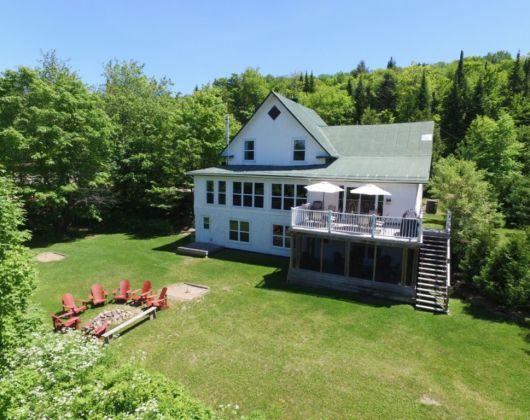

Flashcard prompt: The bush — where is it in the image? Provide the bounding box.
[503,174,530,227]
[475,230,530,309]
[0,330,212,419]
[428,157,502,282]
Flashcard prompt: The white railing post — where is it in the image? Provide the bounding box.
[371,214,376,238]
[291,208,296,227]
[328,210,332,234]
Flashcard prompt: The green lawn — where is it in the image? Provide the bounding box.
[33,233,530,419]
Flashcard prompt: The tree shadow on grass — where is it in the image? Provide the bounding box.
[151,233,194,253]
[256,266,406,310]
[208,249,291,269]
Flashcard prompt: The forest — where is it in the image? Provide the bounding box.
[0,49,528,306]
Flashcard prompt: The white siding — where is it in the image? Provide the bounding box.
[192,175,424,256]
[224,95,327,166]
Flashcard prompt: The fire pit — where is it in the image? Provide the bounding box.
[89,305,142,328]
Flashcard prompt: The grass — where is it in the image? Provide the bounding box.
[33,233,530,419]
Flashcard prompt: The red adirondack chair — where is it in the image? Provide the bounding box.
[89,284,108,307]
[145,287,169,310]
[112,279,131,303]
[52,311,80,331]
[130,280,152,305]
[62,293,88,315]
[83,321,109,339]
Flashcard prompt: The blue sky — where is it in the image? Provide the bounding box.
[1,0,528,93]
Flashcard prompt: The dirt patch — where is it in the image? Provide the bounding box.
[166,283,209,301]
[35,252,66,263]
[419,394,442,406]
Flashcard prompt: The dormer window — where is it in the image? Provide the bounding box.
[244,140,255,161]
[268,105,281,120]
[293,139,306,161]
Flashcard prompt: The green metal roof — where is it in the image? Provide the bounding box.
[191,93,434,183]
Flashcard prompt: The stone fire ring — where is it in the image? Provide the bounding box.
[166,283,209,301]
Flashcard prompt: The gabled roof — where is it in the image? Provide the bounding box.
[272,92,338,157]
[193,92,435,183]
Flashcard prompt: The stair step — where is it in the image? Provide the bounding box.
[420,249,446,255]
[418,270,446,278]
[415,303,448,313]
[420,253,446,259]
[416,297,446,306]
[418,265,446,273]
[419,261,446,268]
[418,276,447,284]
[416,292,446,299]
[416,286,447,294]
[417,282,447,289]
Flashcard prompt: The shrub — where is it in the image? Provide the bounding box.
[475,230,530,309]
[503,174,530,227]
[0,330,212,419]
[428,157,502,282]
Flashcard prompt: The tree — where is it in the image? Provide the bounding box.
[441,50,470,152]
[429,157,501,282]
[225,68,269,123]
[416,69,431,119]
[458,113,522,194]
[0,176,36,366]
[346,79,353,96]
[303,71,309,93]
[503,174,530,227]
[352,60,368,76]
[387,56,397,69]
[301,84,352,125]
[308,71,315,93]
[508,51,524,94]
[353,76,367,123]
[376,72,397,114]
[475,230,530,309]
[0,55,114,233]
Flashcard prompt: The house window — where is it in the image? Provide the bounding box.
[229,220,250,242]
[232,182,264,208]
[293,139,305,161]
[272,224,291,248]
[203,216,210,230]
[271,183,307,210]
[206,181,214,204]
[268,105,281,120]
[244,140,255,161]
[218,181,226,205]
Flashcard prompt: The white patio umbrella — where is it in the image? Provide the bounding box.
[349,184,391,214]
[304,181,344,210]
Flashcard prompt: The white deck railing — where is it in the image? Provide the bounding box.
[291,206,422,242]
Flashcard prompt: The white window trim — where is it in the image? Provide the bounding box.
[271,183,307,211]
[272,224,291,248]
[292,138,306,162]
[217,180,226,206]
[206,180,215,205]
[232,181,264,209]
[203,216,210,230]
[229,219,251,243]
[243,139,255,162]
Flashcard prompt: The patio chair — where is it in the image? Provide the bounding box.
[83,321,109,339]
[62,293,88,315]
[311,201,323,210]
[130,280,152,305]
[145,287,169,310]
[52,311,80,331]
[88,283,108,307]
[112,279,132,303]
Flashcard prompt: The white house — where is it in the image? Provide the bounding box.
[188,92,450,313]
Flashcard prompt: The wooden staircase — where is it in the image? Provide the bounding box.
[415,228,450,314]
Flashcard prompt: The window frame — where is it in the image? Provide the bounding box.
[206,180,214,204]
[272,224,291,248]
[232,181,264,208]
[271,183,307,210]
[244,140,255,161]
[293,139,306,161]
[217,181,226,205]
[203,216,210,230]
[229,219,250,243]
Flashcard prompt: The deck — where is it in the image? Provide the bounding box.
[291,206,422,243]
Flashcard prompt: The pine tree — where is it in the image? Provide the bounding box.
[523,57,530,96]
[299,73,303,83]
[346,79,353,96]
[417,69,430,113]
[441,50,470,152]
[308,71,315,93]
[469,74,485,120]
[376,72,397,113]
[509,51,524,94]
[303,71,309,93]
[353,76,367,123]
[353,60,368,76]
[431,91,438,115]
[387,56,397,69]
